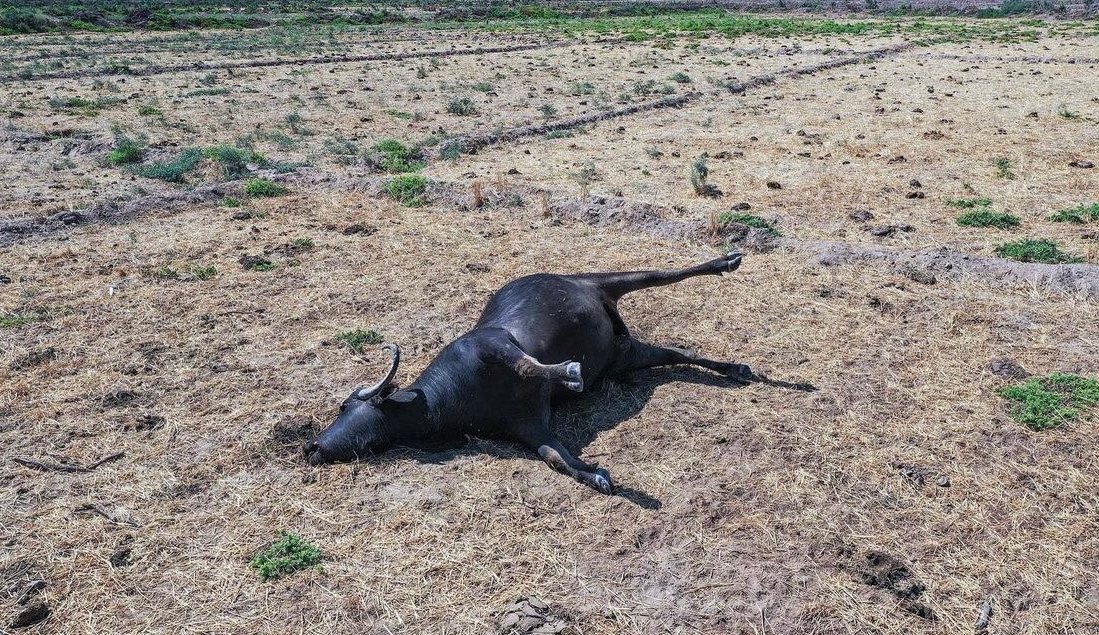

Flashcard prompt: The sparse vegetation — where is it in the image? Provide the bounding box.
[994,238,1081,264]
[1049,203,1099,224]
[689,155,721,197]
[336,329,384,353]
[719,212,782,236]
[386,174,428,206]
[244,178,288,197]
[994,157,1015,179]
[1000,373,1099,430]
[250,533,322,581]
[670,71,691,84]
[191,265,218,280]
[946,197,993,209]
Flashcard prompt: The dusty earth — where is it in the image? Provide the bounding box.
[2,13,1098,635]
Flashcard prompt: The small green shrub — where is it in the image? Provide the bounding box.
[222,197,242,208]
[439,141,463,161]
[137,104,162,116]
[130,148,203,183]
[719,212,783,237]
[994,239,1080,264]
[539,104,558,120]
[1049,203,1099,224]
[446,97,478,116]
[372,139,423,173]
[245,178,288,197]
[108,134,147,166]
[150,265,179,280]
[336,329,384,353]
[994,157,1015,179]
[1000,373,1099,430]
[291,237,315,250]
[205,145,268,179]
[472,82,494,92]
[956,210,1020,229]
[250,533,322,582]
[570,81,596,96]
[670,71,692,83]
[386,174,427,207]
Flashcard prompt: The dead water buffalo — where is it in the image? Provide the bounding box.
[305,252,751,494]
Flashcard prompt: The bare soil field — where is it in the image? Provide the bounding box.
[2,12,1098,635]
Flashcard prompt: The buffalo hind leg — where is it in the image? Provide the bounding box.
[580,251,743,300]
[619,339,752,381]
[515,423,613,495]
[478,328,583,391]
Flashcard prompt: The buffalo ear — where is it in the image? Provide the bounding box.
[386,389,422,404]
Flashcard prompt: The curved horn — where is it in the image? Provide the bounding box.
[353,344,400,400]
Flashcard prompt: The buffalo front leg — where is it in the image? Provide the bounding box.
[618,338,752,381]
[515,424,613,495]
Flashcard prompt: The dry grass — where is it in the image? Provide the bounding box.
[3,187,1097,633]
[2,16,1098,635]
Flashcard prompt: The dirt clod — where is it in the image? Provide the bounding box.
[10,347,57,371]
[1068,160,1094,168]
[990,358,1030,379]
[498,597,569,634]
[10,601,50,629]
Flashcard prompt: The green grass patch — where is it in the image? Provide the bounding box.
[1000,373,1099,430]
[994,238,1081,264]
[1050,203,1099,224]
[191,265,218,281]
[719,212,782,237]
[129,147,203,183]
[250,533,322,582]
[955,209,1020,229]
[222,197,242,208]
[670,71,691,84]
[386,174,427,207]
[994,157,1015,179]
[137,104,162,116]
[244,178,288,197]
[336,329,384,353]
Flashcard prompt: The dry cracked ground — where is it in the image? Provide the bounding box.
[1,15,1098,635]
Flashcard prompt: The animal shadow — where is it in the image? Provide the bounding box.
[402,366,816,509]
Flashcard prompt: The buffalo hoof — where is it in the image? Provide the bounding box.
[564,361,584,392]
[590,468,614,495]
[723,363,753,381]
[719,251,743,273]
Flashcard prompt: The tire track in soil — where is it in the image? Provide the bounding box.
[914,53,1099,65]
[448,41,919,156]
[0,38,617,84]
